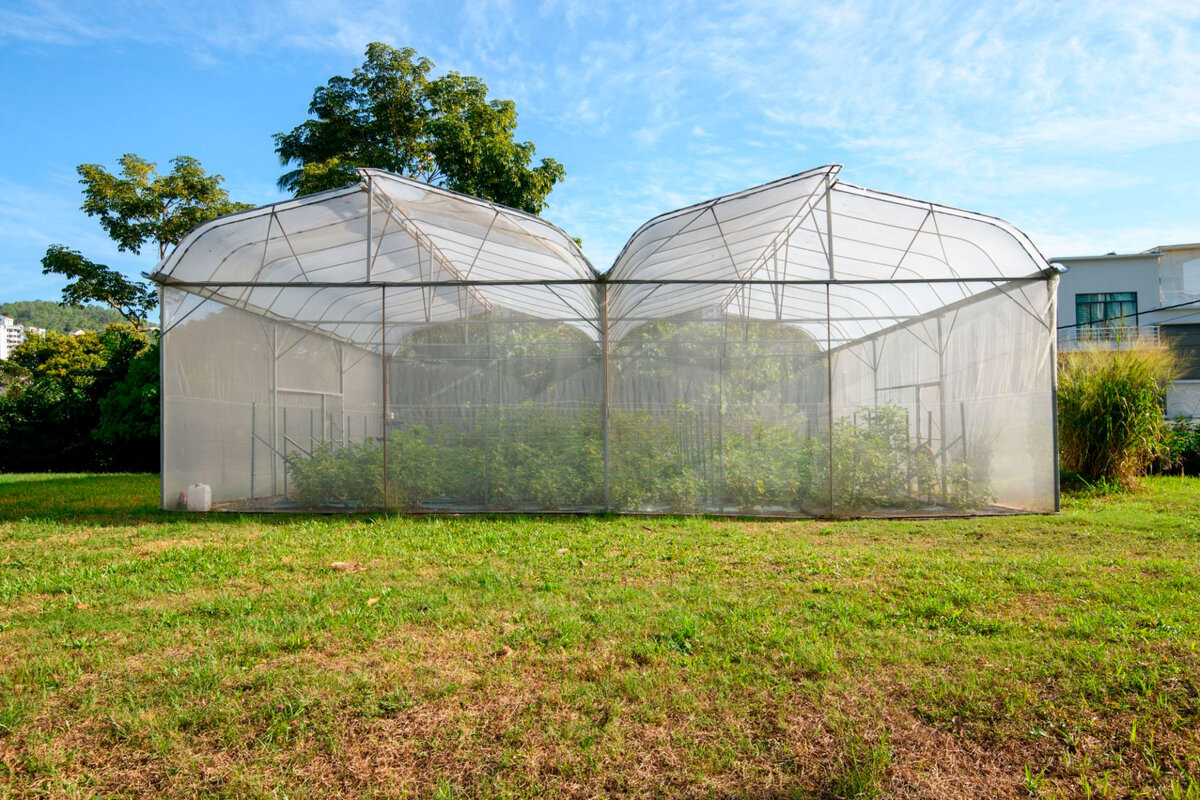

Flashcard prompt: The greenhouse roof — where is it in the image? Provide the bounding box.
[153,165,1053,348]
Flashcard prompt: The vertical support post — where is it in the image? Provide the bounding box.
[904,407,911,499]
[159,286,167,509]
[824,174,835,281]
[601,282,611,511]
[282,406,289,499]
[825,285,835,516]
[381,286,389,509]
[1049,274,1061,512]
[717,313,726,512]
[960,400,969,503]
[937,315,948,505]
[338,344,346,447]
[823,174,836,516]
[271,323,278,498]
[483,309,493,509]
[365,175,373,282]
[250,402,256,501]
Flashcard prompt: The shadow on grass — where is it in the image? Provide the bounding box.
[0,473,569,529]
[0,473,306,528]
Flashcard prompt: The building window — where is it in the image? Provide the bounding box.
[1076,292,1137,335]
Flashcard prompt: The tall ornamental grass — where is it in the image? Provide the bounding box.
[1058,339,1181,489]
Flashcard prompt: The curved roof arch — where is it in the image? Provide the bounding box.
[153,169,600,341]
[604,165,1052,347]
[153,165,1052,353]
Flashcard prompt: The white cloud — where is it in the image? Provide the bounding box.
[4,0,1200,280]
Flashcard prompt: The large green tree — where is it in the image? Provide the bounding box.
[41,154,252,328]
[275,43,565,214]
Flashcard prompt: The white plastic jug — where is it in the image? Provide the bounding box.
[185,483,212,512]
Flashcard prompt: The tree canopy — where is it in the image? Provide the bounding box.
[78,154,253,260]
[0,325,158,472]
[41,154,252,328]
[275,43,565,214]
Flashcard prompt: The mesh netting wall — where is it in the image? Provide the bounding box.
[162,277,1055,516]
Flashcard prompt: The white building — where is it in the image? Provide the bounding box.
[1054,243,1200,418]
[0,315,46,361]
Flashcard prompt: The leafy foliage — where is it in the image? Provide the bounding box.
[275,43,565,213]
[1151,416,1200,476]
[286,409,602,511]
[721,421,812,511]
[282,315,988,514]
[0,326,158,472]
[77,153,252,260]
[41,246,158,330]
[93,341,160,472]
[1058,341,1181,489]
[0,300,124,333]
[283,402,987,514]
[43,153,252,328]
[286,439,383,509]
[609,408,706,512]
[826,406,941,511]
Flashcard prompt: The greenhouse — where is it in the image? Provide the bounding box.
[153,164,1060,516]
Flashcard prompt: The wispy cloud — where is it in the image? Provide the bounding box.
[3,0,1200,291]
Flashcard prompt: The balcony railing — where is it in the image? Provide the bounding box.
[1058,325,1161,351]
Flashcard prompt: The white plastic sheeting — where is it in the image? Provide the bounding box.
[154,166,1058,516]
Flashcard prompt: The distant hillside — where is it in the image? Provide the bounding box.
[0,300,125,333]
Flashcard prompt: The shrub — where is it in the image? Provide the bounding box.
[483,405,602,509]
[385,426,442,510]
[287,438,383,508]
[1058,340,1181,489]
[609,408,704,512]
[722,421,813,511]
[1152,415,1200,475]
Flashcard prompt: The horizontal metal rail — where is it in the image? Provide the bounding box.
[154,274,1054,289]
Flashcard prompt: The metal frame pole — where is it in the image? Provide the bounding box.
[602,282,611,511]
[484,310,493,509]
[271,324,279,498]
[250,402,256,502]
[381,287,389,509]
[826,286,835,516]
[158,286,166,509]
[717,313,726,512]
[1049,274,1061,512]
[937,315,948,505]
[824,175,836,516]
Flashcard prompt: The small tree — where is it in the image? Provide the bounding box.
[42,154,252,327]
[275,43,565,213]
[77,154,253,260]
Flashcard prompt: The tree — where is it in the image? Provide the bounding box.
[0,325,155,472]
[41,154,253,327]
[94,340,160,472]
[77,154,253,260]
[275,43,565,214]
[41,246,158,330]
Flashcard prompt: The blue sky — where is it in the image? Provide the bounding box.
[1,0,1198,301]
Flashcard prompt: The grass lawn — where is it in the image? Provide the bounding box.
[1,475,1198,799]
